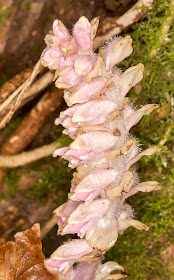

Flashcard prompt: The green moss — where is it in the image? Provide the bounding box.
[27,157,72,206]
[22,2,31,11]
[0,3,14,31]
[31,44,40,56]
[0,169,20,199]
[0,116,23,141]
[107,0,174,278]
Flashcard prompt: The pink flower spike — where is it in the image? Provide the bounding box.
[73,16,91,50]
[53,19,70,41]
[74,55,94,76]
[41,16,160,278]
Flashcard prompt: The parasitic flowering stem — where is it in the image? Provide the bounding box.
[41,16,160,280]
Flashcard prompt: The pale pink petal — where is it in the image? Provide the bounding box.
[106,36,133,71]
[43,47,63,69]
[126,104,159,131]
[63,105,82,117]
[68,199,110,224]
[60,38,78,56]
[50,239,93,261]
[127,147,161,169]
[59,55,75,68]
[74,169,118,194]
[62,116,77,128]
[53,19,70,41]
[65,149,91,158]
[69,77,106,105]
[86,216,118,251]
[55,67,83,88]
[44,47,62,62]
[119,64,144,99]
[54,116,66,125]
[70,191,94,201]
[63,222,89,237]
[72,100,116,124]
[73,261,100,280]
[74,55,93,76]
[54,200,81,221]
[53,147,69,157]
[73,16,91,50]
[70,131,116,151]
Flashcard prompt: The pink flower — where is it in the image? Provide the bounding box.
[54,200,81,226]
[71,168,118,201]
[73,17,92,50]
[62,199,110,237]
[45,239,93,273]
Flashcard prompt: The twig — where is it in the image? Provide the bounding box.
[40,216,57,240]
[20,71,54,105]
[0,86,63,182]
[93,0,154,49]
[0,71,54,114]
[0,71,54,118]
[0,59,42,129]
[0,66,33,105]
[0,142,60,168]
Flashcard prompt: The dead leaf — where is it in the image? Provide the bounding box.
[0,223,58,280]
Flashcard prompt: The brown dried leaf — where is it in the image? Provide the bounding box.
[0,224,58,280]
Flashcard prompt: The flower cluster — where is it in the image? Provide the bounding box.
[41,16,161,280]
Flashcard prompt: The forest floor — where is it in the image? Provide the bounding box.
[0,0,173,279]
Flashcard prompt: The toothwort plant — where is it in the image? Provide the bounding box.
[41,17,161,280]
